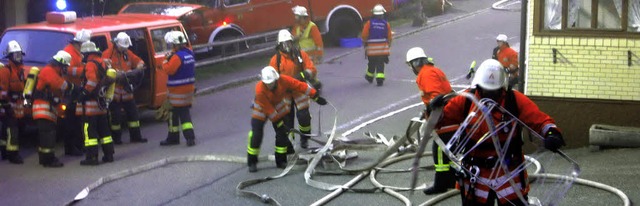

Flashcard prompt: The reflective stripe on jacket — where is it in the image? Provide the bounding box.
[362,18,392,56]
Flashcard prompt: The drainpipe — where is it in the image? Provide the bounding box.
[518,0,528,92]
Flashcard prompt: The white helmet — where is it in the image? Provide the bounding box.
[53,50,72,66]
[80,41,100,53]
[164,31,188,45]
[6,40,23,54]
[496,34,508,42]
[73,29,92,43]
[372,4,386,15]
[114,32,132,48]
[260,66,280,84]
[277,29,293,43]
[406,47,427,63]
[292,5,308,16]
[472,59,507,91]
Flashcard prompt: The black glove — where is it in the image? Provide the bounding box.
[428,94,448,109]
[544,128,566,152]
[314,96,327,105]
[300,70,313,81]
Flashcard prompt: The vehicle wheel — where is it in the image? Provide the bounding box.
[328,12,362,45]
[423,0,445,17]
[208,31,246,58]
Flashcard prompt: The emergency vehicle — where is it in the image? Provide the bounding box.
[0,11,189,109]
[118,0,396,51]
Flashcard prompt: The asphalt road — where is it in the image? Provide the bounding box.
[1,1,638,205]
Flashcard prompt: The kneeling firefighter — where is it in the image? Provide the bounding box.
[247,66,327,172]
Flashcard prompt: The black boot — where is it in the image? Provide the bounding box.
[112,129,123,145]
[7,151,23,164]
[247,154,258,173]
[129,127,147,143]
[40,152,63,168]
[183,129,196,147]
[1,147,7,160]
[160,132,180,146]
[423,170,456,195]
[376,78,384,86]
[365,75,373,84]
[80,154,100,166]
[101,143,115,163]
[300,136,309,149]
[275,153,287,169]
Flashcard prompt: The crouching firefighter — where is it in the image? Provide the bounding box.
[270,29,321,149]
[159,31,196,147]
[31,51,82,167]
[75,41,117,165]
[247,66,327,172]
[405,47,456,194]
[430,59,566,205]
[0,40,27,164]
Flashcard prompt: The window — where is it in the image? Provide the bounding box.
[150,27,182,54]
[224,0,248,7]
[536,0,640,36]
[0,30,73,66]
[90,36,109,52]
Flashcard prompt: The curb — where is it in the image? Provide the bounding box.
[195,8,491,97]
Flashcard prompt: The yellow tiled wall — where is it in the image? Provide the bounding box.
[526,1,640,101]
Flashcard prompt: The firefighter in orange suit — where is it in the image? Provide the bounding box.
[103,32,147,144]
[159,31,196,147]
[362,4,392,86]
[291,5,324,64]
[76,41,115,165]
[32,51,81,167]
[430,59,565,205]
[405,47,456,194]
[61,29,92,156]
[0,40,26,164]
[247,66,327,172]
[492,34,519,88]
[270,29,320,149]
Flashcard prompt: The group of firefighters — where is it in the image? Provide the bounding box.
[0,29,196,167]
[0,3,567,205]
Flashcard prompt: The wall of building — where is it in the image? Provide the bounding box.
[525,0,640,148]
[3,0,28,29]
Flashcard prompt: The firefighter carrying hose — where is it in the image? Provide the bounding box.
[31,50,82,167]
[247,66,327,172]
[0,40,27,164]
[430,59,566,205]
[362,4,392,86]
[159,31,196,147]
[405,47,456,194]
[291,5,324,64]
[269,29,321,149]
[76,41,116,165]
[103,32,147,144]
[62,29,92,156]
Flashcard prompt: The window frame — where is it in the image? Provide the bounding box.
[533,0,640,38]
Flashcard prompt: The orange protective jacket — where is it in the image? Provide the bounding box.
[416,64,452,105]
[361,20,392,56]
[269,51,316,110]
[292,20,324,58]
[251,75,317,122]
[162,47,195,107]
[33,64,70,122]
[63,44,85,85]
[74,54,109,116]
[0,61,26,118]
[437,89,558,204]
[496,45,519,79]
[102,47,144,102]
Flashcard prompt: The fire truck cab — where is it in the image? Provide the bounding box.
[119,0,395,51]
[0,11,190,109]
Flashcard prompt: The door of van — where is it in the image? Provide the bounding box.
[147,25,188,108]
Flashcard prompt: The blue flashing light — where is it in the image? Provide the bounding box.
[56,0,67,11]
